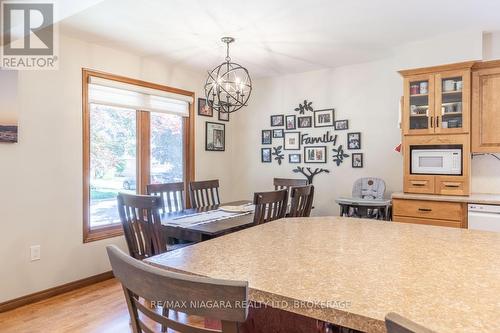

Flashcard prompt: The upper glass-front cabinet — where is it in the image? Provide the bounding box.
[404,74,434,135]
[403,70,470,135]
[434,71,470,134]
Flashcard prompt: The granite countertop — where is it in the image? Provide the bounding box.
[392,192,500,205]
[146,217,500,333]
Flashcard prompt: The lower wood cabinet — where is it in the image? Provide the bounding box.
[392,198,467,228]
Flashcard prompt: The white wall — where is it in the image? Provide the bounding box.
[230,29,500,216]
[0,34,235,302]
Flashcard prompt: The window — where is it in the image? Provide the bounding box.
[82,69,194,242]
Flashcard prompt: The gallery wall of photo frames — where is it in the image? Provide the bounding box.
[260,100,364,183]
[199,98,229,152]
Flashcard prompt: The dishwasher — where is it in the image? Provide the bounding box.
[468,204,500,232]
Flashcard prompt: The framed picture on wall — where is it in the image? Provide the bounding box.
[198,98,213,117]
[285,115,296,130]
[288,154,301,163]
[313,109,334,127]
[352,153,363,168]
[218,111,229,122]
[270,115,284,127]
[298,116,312,128]
[347,132,361,149]
[334,119,349,130]
[284,131,301,150]
[262,130,272,144]
[273,129,284,138]
[304,146,327,163]
[205,122,225,151]
[261,148,272,163]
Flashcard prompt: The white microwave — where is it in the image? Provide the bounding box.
[410,145,462,175]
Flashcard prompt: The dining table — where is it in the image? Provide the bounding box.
[160,200,255,242]
[146,216,500,333]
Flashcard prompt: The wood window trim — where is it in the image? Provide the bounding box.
[82,68,195,243]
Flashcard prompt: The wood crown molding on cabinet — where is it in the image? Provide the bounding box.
[398,61,477,77]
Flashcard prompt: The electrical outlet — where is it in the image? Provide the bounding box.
[30,245,41,261]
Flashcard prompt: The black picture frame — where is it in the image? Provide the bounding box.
[273,129,284,138]
[347,132,361,150]
[304,146,327,163]
[313,109,334,127]
[288,154,301,163]
[298,116,312,128]
[262,130,272,144]
[198,98,213,117]
[334,119,349,130]
[285,115,296,130]
[205,122,225,151]
[284,131,301,150]
[270,115,284,127]
[261,148,272,163]
[218,111,229,122]
[352,153,363,168]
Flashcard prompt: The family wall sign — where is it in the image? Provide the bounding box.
[260,100,364,184]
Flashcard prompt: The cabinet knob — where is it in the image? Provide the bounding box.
[418,208,432,212]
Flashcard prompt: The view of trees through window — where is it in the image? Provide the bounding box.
[89,104,184,228]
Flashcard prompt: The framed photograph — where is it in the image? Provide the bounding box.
[198,98,213,117]
[205,122,225,151]
[352,153,363,168]
[261,148,272,163]
[334,119,349,130]
[347,132,361,149]
[285,115,296,130]
[273,129,284,138]
[288,154,301,163]
[313,109,334,127]
[271,115,284,127]
[218,111,229,122]
[284,131,301,150]
[262,130,272,144]
[298,116,312,128]
[304,146,327,163]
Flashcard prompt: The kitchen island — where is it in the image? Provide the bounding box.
[146,217,500,333]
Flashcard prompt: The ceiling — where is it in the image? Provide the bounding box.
[60,0,500,78]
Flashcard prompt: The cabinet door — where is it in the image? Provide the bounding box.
[472,67,500,152]
[403,74,435,135]
[435,70,470,134]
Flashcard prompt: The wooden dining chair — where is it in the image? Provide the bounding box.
[253,189,288,224]
[106,245,249,333]
[288,185,315,217]
[117,193,166,260]
[385,312,436,333]
[273,177,309,190]
[146,182,185,213]
[189,179,220,208]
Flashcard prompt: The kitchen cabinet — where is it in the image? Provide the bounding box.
[400,64,473,136]
[392,198,467,228]
[472,60,500,152]
[403,134,470,195]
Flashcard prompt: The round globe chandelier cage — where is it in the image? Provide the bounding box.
[204,37,252,113]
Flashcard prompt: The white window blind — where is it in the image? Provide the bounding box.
[88,76,191,117]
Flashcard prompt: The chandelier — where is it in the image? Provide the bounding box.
[204,37,252,113]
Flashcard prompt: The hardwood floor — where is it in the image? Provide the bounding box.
[0,278,131,333]
[0,278,350,333]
